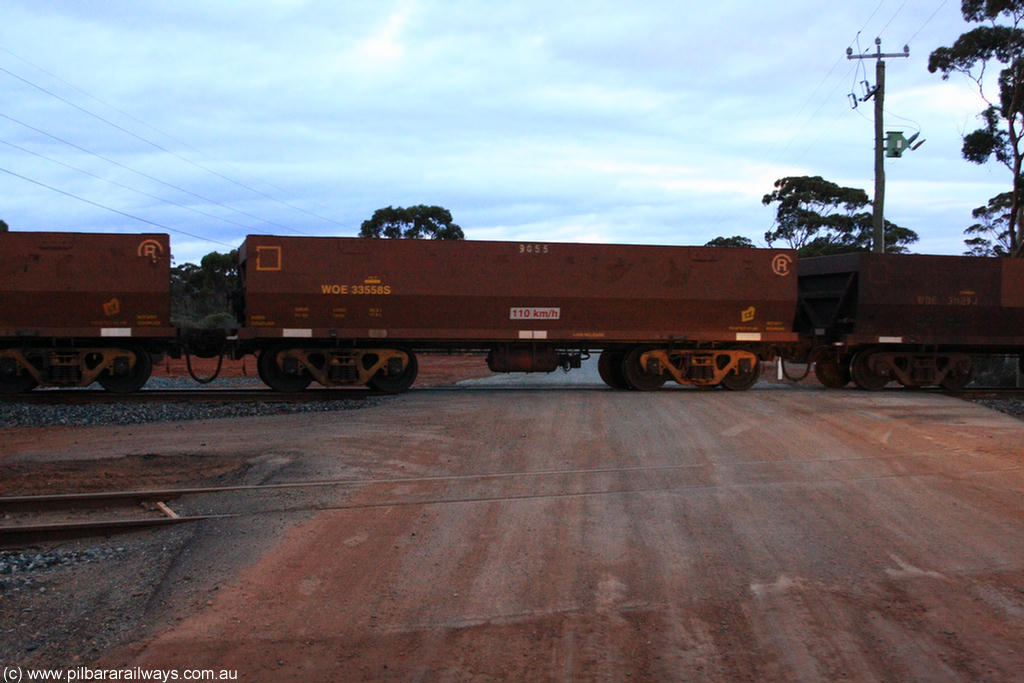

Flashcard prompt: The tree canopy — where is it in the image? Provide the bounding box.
[928,0,1024,255]
[170,250,241,328]
[704,235,755,248]
[965,191,1017,256]
[359,205,464,240]
[762,176,918,256]
[0,219,8,232]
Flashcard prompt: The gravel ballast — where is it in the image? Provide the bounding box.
[0,377,384,427]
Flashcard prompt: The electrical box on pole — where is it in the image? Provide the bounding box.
[886,131,908,157]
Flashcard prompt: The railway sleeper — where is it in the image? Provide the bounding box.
[638,349,760,389]
[0,347,150,392]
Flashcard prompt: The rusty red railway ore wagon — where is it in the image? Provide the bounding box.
[0,232,174,393]
[795,252,1024,390]
[237,235,799,392]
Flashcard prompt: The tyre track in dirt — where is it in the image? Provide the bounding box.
[100,380,1024,682]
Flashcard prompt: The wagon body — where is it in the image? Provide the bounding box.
[0,232,173,339]
[238,236,799,346]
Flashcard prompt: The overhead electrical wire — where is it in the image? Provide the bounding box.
[904,0,949,46]
[0,44,345,226]
[0,112,296,233]
[0,136,258,232]
[773,1,903,167]
[765,1,902,233]
[0,165,235,247]
[0,61,345,233]
[0,45,194,153]
[878,0,910,37]
[857,0,888,35]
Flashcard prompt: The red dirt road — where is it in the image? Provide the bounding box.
[77,381,1024,682]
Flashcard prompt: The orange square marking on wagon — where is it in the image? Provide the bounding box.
[256,245,282,271]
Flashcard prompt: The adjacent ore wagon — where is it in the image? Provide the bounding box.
[795,252,1024,389]
[0,232,174,392]
[237,236,798,391]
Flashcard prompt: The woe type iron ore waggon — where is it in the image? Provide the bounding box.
[2,230,1022,394]
[0,232,175,393]
[233,235,798,392]
[794,252,1024,390]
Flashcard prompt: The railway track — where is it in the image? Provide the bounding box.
[3,383,1023,405]
[0,387,378,404]
[1,469,675,547]
[7,447,1024,548]
[946,386,1024,399]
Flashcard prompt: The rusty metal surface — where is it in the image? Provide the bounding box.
[239,236,798,346]
[798,252,1024,346]
[0,232,173,338]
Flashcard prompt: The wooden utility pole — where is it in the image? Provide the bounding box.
[847,39,908,253]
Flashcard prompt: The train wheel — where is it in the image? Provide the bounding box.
[0,361,37,393]
[851,351,889,391]
[622,347,666,391]
[258,347,312,392]
[98,347,153,393]
[368,351,418,393]
[813,359,851,388]
[598,351,629,389]
[939,359,973,391]
[720,358,762,391]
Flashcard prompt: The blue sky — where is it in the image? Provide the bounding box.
[0,1,1008,263]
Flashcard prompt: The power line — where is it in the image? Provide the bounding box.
[771,56,848,161]
[0,59,344,231]
[853,0,888,44]
[0,165,235,247]
[883,108,922,133]
[905,0,949,45]
[0,44,221,162]
[771,3,898,167]
[878,0,910,37]
[0,136,258,232]
[0,112,297,233]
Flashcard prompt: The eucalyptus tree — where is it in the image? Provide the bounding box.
[359,205,464,240]
[928,0,1024,255]
[762,176,917,256]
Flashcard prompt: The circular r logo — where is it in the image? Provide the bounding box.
[772,253,793,277]
[137,239,164,262]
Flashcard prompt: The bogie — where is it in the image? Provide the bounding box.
[0,346,153,392]
[598,351,629,390]
[367,351,419,393]
[851,351,889,391]
[256,346,418,392]
[0,355,37,394]
[258,347,313,392]
[719,356,762,391]
[622,347,667,391]
[97,347,153,393]
[813,356,851,389]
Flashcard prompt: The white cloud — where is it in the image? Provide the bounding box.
[352,5,413,68]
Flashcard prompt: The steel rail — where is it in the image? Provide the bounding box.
[0,387,377,404]
[6,439,1023,514]
[0,514,225,547]
[6,449,1024,547]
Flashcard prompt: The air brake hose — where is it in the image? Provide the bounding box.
[185,348,224,384]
